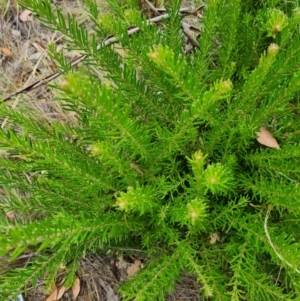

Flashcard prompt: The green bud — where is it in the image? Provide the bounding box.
[97,14,116,31]
[124,9,140,24]
[60,72,77,94]
[215,79,233,95]
[115,187,135,211]
[265,9,288,38]
[90,142,107,157]
[115,193,130,211]
[187,150,208,181]
[148,45,174,68]
[267,43,279,56]
[127,186,134,192]
[114,186,157,214]
[186,199,206,225]
[187,150,207,172]
[204,163,235,195]
[193,150,204,161]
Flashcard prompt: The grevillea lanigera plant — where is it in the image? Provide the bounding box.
[1,0,300,300]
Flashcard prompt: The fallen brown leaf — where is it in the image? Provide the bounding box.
[46,286,58,301]
[56,286,66,300]
[5,211,15,221]
[1,47,12,56]
[126,259,141,277]
[209,233,219,244]
[256,126,280,149]
[50,64,58,72]
[116,254,129,269]
[72,277,80,300]
[19,9,32,22]
[32,42,47,56]
[130,162,143,175]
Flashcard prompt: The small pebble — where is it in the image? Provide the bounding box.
[11,29,21,37]
[11,294,24,301]
[29,52,42,61]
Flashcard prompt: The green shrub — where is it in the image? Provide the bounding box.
[1,0,300,300]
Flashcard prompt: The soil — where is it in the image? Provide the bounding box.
[0,0,202,300]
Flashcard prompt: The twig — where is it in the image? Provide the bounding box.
[2,8,189,102]
[156,4,205,15]
[144,0,161,16]
[181,22,200,49]
[1,32,58,129]
[264,208,300,274]
[144,0,202,50]
[146,1,203,49]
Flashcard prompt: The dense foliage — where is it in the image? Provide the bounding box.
[1,0,300,300]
